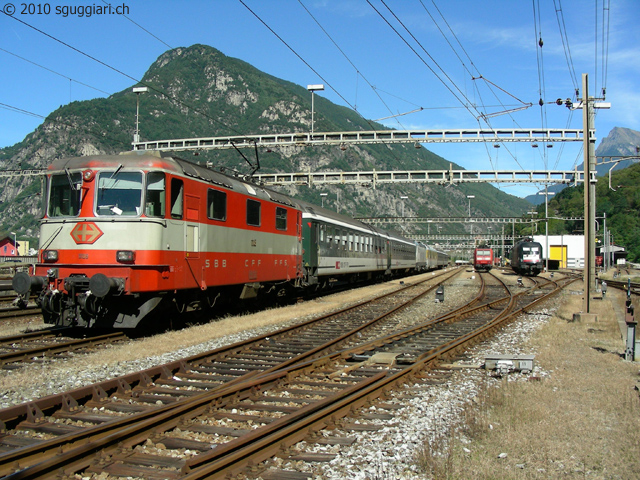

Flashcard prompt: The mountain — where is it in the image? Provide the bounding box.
[594,126,640,174]
[0,44,531,244]
[525,126,640,205]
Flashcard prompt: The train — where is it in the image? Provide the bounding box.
[473,246,494,272]
[510,239,544,276]
[12,151,449,329]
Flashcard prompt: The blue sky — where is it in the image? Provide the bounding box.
[1,0,638,197]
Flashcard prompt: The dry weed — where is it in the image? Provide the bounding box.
[415,284,640,479]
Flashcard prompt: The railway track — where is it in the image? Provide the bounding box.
[0,268,462,470]
[0,271,575,479]
[0,306,41,321]
[605,278,640,296]
[0,328,128,369]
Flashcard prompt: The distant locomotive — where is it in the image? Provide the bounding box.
[13,152,448,329]
[473,246,494,272]
[510,239,544,276]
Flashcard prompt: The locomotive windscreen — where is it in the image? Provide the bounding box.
[96,171,143,216]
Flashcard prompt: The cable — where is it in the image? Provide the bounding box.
[552,0,579,92]
[601,0,610,98]
[297,0,411,130]
[0,48,111,96]
[3,12,249,139]
[0,102,131,149]
[368,0,476,120]
[100,0,174,51]
[239,0,360,118]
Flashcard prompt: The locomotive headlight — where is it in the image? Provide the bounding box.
[42,250,58,262]
[116,250,135,263]
[83,169,95,181]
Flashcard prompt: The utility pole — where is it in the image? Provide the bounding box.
[583,74,594,314]
[133,86,148,144]
[576,73,610,313]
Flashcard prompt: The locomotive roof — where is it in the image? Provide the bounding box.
[47,152,295,207]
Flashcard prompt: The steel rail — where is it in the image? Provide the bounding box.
[0,307,41,321]
[0,332,127,366]
[179,277,574,479]
[0,328,76,346]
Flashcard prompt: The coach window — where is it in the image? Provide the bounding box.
[145,172,165,217]
[247,199,261,226]
[170,178,183,219]
[96,171,143,216]
[275,207,287,230]
[207,188,227,221]
[48,172,82,217]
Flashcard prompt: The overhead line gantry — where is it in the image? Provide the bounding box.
[130,127,587,151]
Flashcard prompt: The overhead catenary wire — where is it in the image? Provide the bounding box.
[369,0,478,120]
[0,48,111,96]
[240,0,417,172]
[378,0,530,171]
[0,102,131,151]
[3,12,248,140]
[552,0,579,93]
[297,0,412,130]
[600,0,611,98]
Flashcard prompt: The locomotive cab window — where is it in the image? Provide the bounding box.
[275,207,287,231]
[96,171,143,216]
[170,178,183,219]
[48,172,82,217]
[145,172,165,217]
[247,199,261,226]
[207,188,227,221]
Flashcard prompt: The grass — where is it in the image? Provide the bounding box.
[414,284,640,479]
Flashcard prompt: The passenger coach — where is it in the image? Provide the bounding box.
[300,203,416,287]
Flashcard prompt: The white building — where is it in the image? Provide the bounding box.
[532,235,584,269]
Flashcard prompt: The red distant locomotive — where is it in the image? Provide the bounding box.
[473,246,494,272]
[12,152,448,329]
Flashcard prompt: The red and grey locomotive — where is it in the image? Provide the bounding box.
[13,152,302,328]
